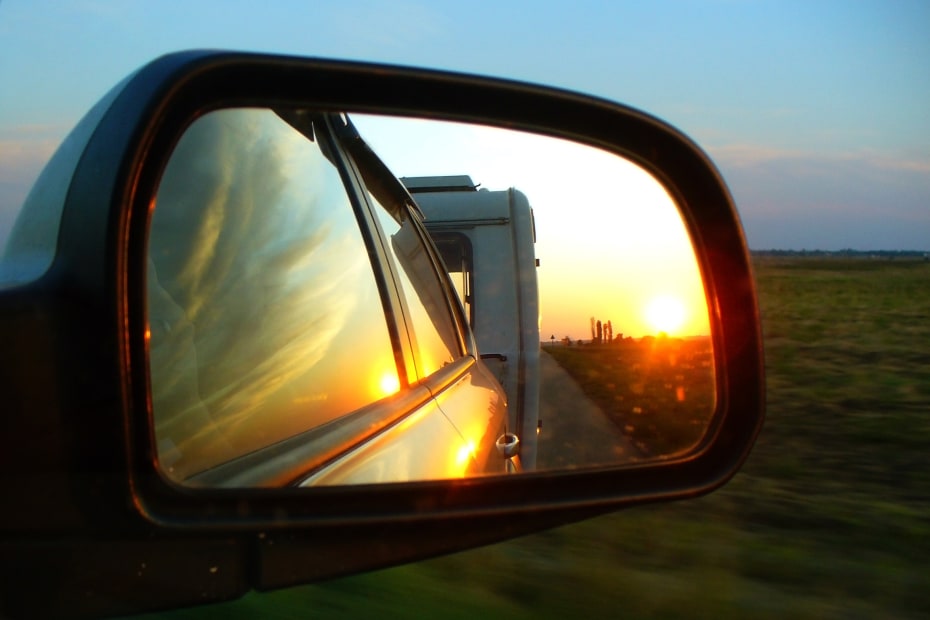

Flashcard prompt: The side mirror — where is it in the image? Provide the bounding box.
[0,51,764,618]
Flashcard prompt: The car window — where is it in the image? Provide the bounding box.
[147,108,400,482]
[367,191,462,379]
[430,232,474,327]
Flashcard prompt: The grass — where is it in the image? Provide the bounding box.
[139,256,930,619]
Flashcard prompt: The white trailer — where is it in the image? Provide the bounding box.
[403,175,541,469]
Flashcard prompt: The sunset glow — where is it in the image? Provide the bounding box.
[378,372,400,397]
[645,295,687,336]
[352,115,713,340]
[456,439,477,467]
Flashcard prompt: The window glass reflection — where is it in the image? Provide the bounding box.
[368,193,461,378]
[148,109,397,481]
[430,233,474,327]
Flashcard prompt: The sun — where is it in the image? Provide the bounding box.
[645,295,686,335]
[378,372,400,397]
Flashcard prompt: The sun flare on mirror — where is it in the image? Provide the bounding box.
[378,372,401,397]
[645,295,687,336]
[456,439,477,468]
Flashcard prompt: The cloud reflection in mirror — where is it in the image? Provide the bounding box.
[149,109,398,481]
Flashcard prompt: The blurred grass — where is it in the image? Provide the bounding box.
[142,257,930,619]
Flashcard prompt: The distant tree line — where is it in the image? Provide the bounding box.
[589,316,614,344]
[752,249,929,259]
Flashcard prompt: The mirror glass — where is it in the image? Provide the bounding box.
[147,108,714,487]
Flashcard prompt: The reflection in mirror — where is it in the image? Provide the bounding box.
[354,115,714,471]
[146,108,714,488]
[148,110,401,482]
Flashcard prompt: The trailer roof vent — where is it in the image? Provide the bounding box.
[401,175,478,193]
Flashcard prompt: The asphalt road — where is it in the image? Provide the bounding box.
[535,349,638,471]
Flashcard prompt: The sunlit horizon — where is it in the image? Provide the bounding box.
[352,115,712,342]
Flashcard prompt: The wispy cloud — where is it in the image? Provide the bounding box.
[0,124,69,178]
[149,109,388,476]
[709,143,930,175]
[706,141,930,250]
[0,139,58,179]
[0,132,64,252]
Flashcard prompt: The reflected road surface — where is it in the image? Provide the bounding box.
[535,349,638,470]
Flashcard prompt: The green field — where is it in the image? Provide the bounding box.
[145,257,930,619]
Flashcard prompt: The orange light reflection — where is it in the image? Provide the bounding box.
[455,439,477,467]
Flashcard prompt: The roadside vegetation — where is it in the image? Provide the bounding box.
[544,337,715,459]
[147,256,930,619]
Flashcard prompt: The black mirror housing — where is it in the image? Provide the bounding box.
[0,51,764,618]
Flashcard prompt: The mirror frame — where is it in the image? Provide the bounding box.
[103,51,764,527]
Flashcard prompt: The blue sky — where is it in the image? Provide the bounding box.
[1,0,928,250]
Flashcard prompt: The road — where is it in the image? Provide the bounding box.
[535,349,638,471]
